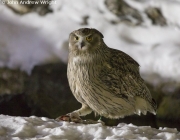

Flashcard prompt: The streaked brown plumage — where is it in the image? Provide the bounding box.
[62,28,156,121]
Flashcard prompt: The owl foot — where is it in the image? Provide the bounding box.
[55,114,104,125]
[55,112,83,123]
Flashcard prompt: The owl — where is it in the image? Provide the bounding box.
[56,28,156,123]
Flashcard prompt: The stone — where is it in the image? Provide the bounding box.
[145,7,167,26]
[0,68,28,95]
[105,0,143,25]
[24,62,81,118]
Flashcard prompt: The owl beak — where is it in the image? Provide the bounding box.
[79,41,85,49]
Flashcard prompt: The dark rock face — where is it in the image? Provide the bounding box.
[0,93,31,116]
[0,68,28,95]
[24,62,81,118]
[145,78,180,123]
[158,97,180,121]
[0,62,80,118]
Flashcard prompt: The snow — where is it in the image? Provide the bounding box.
[0,0,180,82]
[0,115,179,140]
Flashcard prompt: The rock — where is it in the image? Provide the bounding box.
[0,68,28,95]
[0,63,81,118]
[144,75,180,122]
[81,16,89,25]
[0,93,32,116]
[105,0,167,26]
[158,96,180,121]
[145,7,167,26]
[105,0,143,25]
[24,62,81,118]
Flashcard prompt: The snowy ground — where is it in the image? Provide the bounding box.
[0,115,179,140]
[0,0,180,82]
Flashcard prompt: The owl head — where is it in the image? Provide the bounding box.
[69,28,104,53]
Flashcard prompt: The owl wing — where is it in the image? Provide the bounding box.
[99,48,152,101]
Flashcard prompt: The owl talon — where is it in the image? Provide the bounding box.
[55,113,83,123]
[55,115,71,122]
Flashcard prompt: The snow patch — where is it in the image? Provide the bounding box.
[0,115,179,140]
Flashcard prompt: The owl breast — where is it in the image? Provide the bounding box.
[68,55,105,107]
[68,55,98,97]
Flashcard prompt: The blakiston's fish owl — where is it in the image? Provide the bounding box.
[57,28,156,123]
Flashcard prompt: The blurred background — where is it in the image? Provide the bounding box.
[0,0,180,130]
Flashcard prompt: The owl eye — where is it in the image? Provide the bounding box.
[86,36,93,42]
[74,36,79,41]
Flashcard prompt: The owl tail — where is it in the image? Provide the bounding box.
[149,98,157,115]
[135,97,157,115]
